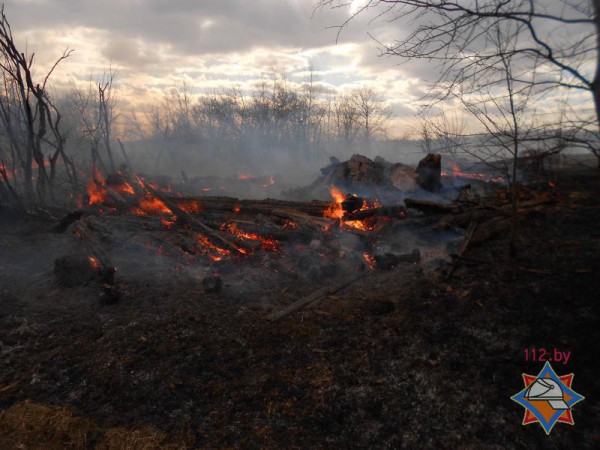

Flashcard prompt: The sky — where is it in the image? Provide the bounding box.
[2,0,595,139]
[2,0,427,137]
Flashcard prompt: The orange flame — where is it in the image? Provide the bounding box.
[178,200,203,214]
[223,222,279,252]
[448,163,505,183]
[363,253,376,269]
[323,186,380,231]
[88,256,101,271]
[197,234,231,261]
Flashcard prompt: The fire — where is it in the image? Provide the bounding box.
[447,163,505,184]
[233,204,241,213]
[324,186,346,220]
[222,222,279,252]
[281,219,298,230]
[88,256,101,271]
[363,253,377,269]
[323,186,382,231]
[237,174,256,180]
[177,200,203,214]
[87,166,107,205]
[197,234,231,262]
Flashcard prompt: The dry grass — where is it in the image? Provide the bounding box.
[0,401,182,449]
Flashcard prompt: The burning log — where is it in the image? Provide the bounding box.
[169,196,330,217]
[342,205,408,222]
[142,182,251,254]
[223,220,311,243]
[271,209,332,231]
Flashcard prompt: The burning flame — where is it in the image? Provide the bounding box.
[323,186,383,231]
[197,234,231,262]
[324,186,346,220]
[88,256,101,272]
[442,163,505,184]
[177,200,203,214]
[363,253,376,270]
[237,174,256,180]
[222,222,279,252]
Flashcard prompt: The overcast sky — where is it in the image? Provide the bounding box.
[2,0,426,131]
[2,0,594,139]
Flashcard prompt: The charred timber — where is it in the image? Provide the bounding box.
[169,196,330,217]
[342,205,408,221]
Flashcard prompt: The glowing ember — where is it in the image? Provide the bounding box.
[237,174,256,180]
[197,234,231,261]
[233,204,241,213]
[88,256,101,271]
[446,163,505,184]
[178,200,203,214]
[223,222,279,252]
[363,253,377,269]
[281,219,298,230]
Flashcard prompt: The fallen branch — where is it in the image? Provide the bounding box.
[143,182,248,254]
[342,205,408,221]
[268,273,365,321]
[446,221,478,281]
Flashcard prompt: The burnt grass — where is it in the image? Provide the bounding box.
[1,175,600,449]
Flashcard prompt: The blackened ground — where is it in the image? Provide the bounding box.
[1,174,600,449]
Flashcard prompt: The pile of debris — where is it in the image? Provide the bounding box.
[48,152,554,317]
[285,153,446,201]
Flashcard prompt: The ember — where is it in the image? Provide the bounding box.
[222,222,280,252]
[88,256,101,271]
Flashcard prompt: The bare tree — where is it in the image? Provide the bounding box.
[317,0,600,165]
[353,86,392,148]
[0,4,74,202]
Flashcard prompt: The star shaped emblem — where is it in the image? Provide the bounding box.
[511,361,585,434]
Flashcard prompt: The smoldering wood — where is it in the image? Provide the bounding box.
[270,209,332,230]
[342,205,408,221]
[224,220,313,243]
[169,196,330,217]
[416,153,442,192]
[143,182,250,254]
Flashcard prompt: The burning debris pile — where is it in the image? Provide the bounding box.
[49,152,541,316]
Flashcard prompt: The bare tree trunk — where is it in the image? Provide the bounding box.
[593,0,600,168]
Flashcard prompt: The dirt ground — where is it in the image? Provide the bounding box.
[1,172,600,449]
